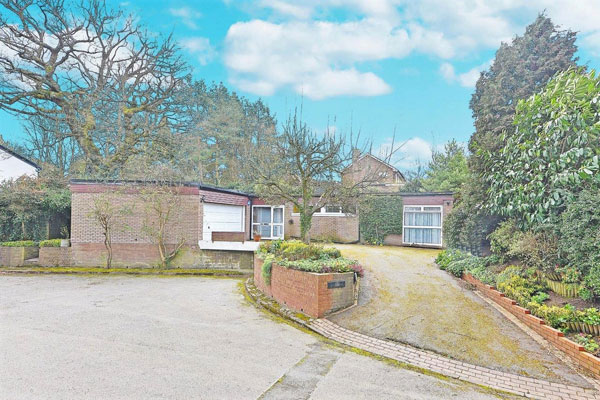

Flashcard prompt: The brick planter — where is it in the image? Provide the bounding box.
[463,273,600,378]
[39,247,73,267]
[254,256,356,318]
[0,246,39,267]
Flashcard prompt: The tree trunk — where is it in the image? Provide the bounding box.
[104,229,112,269]
[300,212,312,244]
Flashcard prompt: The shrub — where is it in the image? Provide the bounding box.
[488,220,519,260]
[39,239,62,247]
[262,255,274,285]
[508,230,558,273]
[279,257,361,275]
[320,247,341,259]
[573,334,600,353]
[559,188,600,277]
[531,292,550,304]
[0,240,37,247]
[531,303,575,329]
[495,266,545,306]
[581,265,600,300]
[468,265,497,285]
[435,249,468,270]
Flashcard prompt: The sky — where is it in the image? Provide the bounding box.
[1,0,600,169]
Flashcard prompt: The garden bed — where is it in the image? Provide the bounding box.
[253,240,361,318]
[463,272,600,377]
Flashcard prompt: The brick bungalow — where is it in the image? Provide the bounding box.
[69,179,256,269]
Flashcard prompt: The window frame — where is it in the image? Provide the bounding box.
[402,205,443,247]
[252,205,285,240]
[291,205,351,217]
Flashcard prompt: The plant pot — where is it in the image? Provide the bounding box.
[253,235,261,242]
[60,239,70,248]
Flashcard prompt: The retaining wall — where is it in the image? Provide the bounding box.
[0,247,38,267]
[39,247,73,267]
[464,273,600,378]
[254,256,355,318]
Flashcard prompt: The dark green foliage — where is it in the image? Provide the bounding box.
[484,69,600,229]
[421,140,469,192]
[558,188,600,276]
[469,14,578,164]
[358,195,403,245]
[443,175,501,253]
[0,169,70,241]
[582,266,600,301]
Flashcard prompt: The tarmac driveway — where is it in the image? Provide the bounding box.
[0,274,505,399]
[329,245,591,387]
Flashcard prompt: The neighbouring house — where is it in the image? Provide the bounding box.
[342,150,407,193]
[0,144,39,181]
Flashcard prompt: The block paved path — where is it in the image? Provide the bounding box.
[309,318,600,400]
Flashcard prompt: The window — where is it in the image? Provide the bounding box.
[291,204,350,216]
[252,206,284,239]
[325,205,342,214]
[403,205,442,246]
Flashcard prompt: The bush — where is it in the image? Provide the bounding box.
[508,230,558,273]
[559,188,600,277]
[488,220,518,260]
[39,239,62,247]
[0,240,37,247]
[580,265,600,301]
[279,257,361,275]
[435,249,468,270]
[262,255,274,285]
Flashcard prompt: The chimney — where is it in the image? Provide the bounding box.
[352,148,361,164]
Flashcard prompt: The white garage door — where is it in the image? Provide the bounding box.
[203,203,245,240]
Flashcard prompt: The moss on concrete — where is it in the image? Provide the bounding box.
[0,266,249,277]
[328,244,587,385]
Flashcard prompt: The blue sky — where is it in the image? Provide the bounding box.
[2,0,600,168]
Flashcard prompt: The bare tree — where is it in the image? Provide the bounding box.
[139,183,186,269]
[89,192,129,268]
[0,0,189,173]
[252,109,404,243]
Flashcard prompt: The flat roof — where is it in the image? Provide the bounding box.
[69,179,254,197]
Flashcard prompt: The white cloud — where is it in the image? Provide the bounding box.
[376,136,436,169]
[225,0,600,99]
[169,7,202,30]
[440,60,491,88]
[258,0,312,19]
[179,37,215,65]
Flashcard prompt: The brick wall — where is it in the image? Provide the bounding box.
[464,273,600,378]
[71,186,200,246]
[69,243,253,269]
[0,247,38,267]
[254,256,355,318]
[283,204,359,243]
[39,247,73,267]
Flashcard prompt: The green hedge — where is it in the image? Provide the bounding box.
[39,239,62,248]
[0,240,37,247]
[358,195,403,245]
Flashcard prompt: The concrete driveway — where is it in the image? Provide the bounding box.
[328,245,591,387]
[0,275,506,399]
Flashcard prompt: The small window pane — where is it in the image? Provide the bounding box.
[272,225,283,238]
[405,206,422,212]
[424,206,441,211]
[273,207,283,223]
[325,205,342,213]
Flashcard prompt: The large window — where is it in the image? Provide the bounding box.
[403,205,442,246]
[252,206,284,239]
[291,204,354,216]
